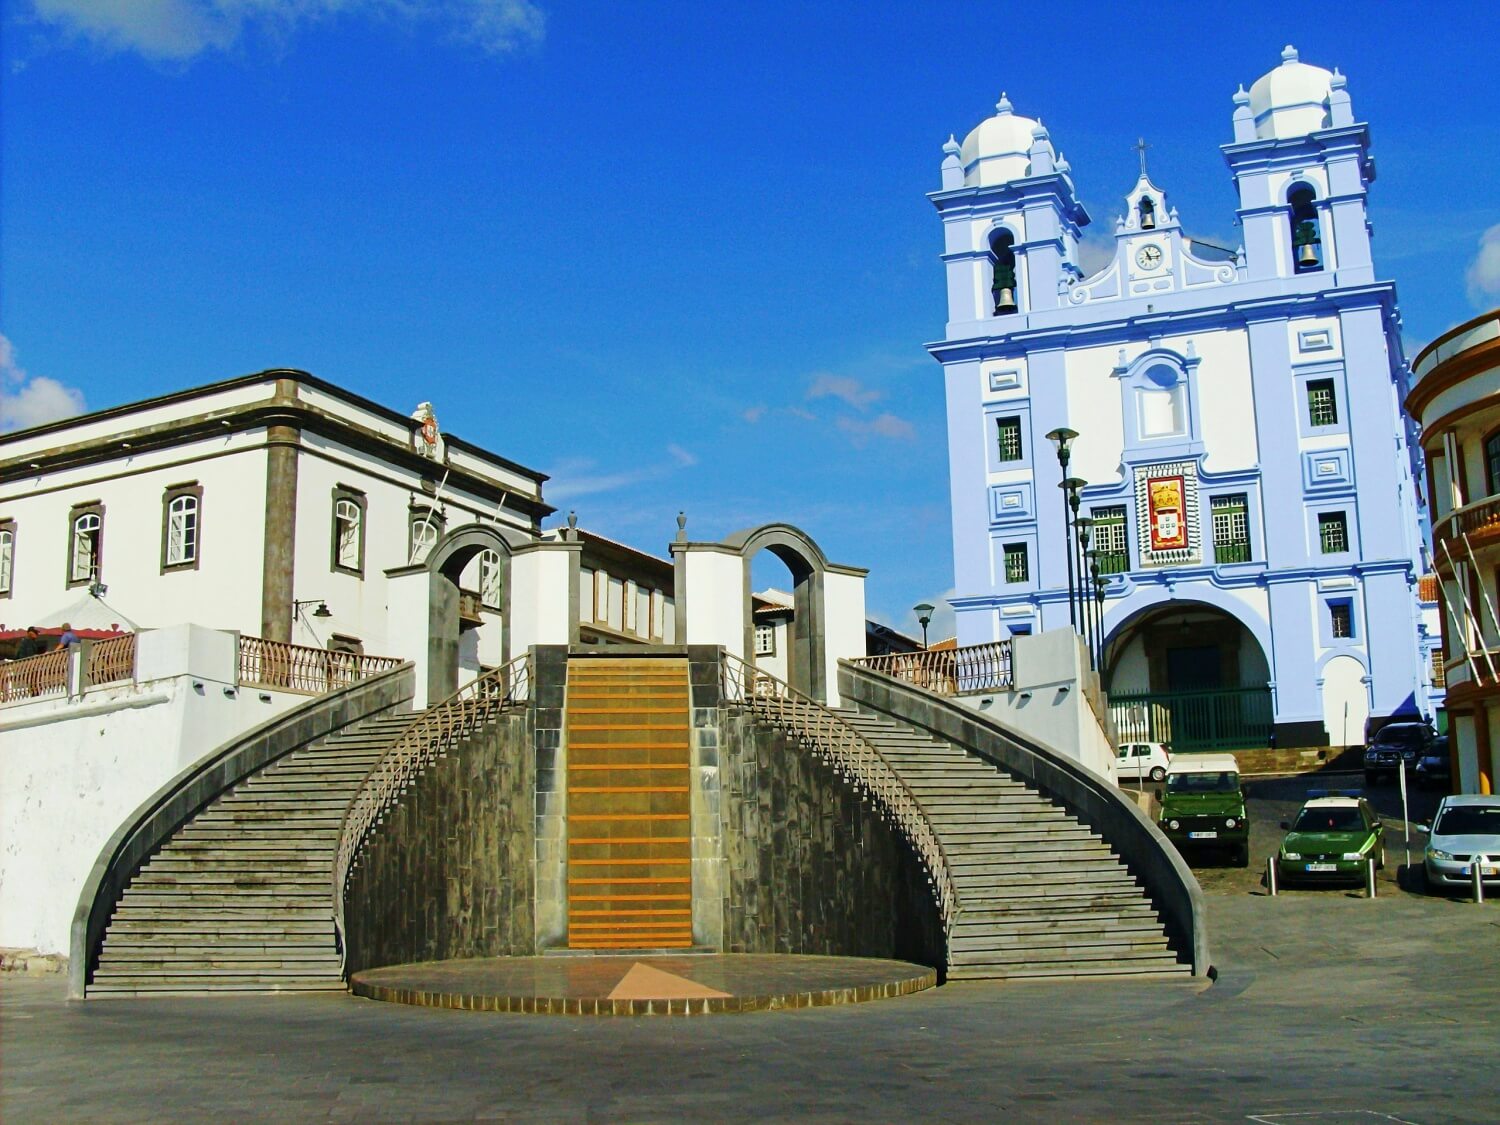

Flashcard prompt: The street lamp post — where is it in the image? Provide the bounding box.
[1093,571,1108,675]
[1061,476,1087,632]
[913,602,934,650]
[1075,516,1095,666]
[1045,428,1079,628]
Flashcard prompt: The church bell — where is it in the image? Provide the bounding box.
[994,287,1017,314]
[1297,241,1321,268]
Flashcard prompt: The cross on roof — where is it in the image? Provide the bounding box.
[1134,137,1150,177]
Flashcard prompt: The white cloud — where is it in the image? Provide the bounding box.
[0,335,87,432]
[545,444,695,502]
[807,373,881,410]
[1466,223,1500,307]
[666,443,697,467]
[836,412,915,444]
[740,405,766,424]
[25,0,546,62]
[1076,225,1116,277]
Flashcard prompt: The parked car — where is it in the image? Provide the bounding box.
[1116,741,1171,783]
[1158,753,1248,866]
[1421,795,1500,892]
[1414,736,1451,790]
[1276,791,1384,886]
[1363,721,1435,784]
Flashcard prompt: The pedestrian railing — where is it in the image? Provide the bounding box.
[86,633,137,687]
[721,652,957,933]
[238,635,402,696]
[850,640,1013,697]
[332,653,532,963]
[0,648,70,703]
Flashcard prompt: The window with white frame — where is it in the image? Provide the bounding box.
[0,523,12,596]
[408,507,441,565]
[162,486,202,570]
[1329,601,1353,639]
[754,623,776,656]
[1092,506,1129,573]
[478,549,503,609]
[1003,543,1029,583]
[996,416,1024,462]
[1318,512,1349,554]
[69,505,103,586]
[331,491,365,574]
[1211,494,1250,564]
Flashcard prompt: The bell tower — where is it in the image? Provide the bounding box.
[933,94,1091,326]
[1224,45,1376,285]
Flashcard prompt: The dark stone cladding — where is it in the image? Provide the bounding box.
[716,713,944,972]
[342,709,537,974]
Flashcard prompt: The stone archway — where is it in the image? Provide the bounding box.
[424,522,531,704]
[722,523,831,702]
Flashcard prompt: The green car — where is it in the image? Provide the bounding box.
[1276,792,1385,885]
[1158,753,1249,866]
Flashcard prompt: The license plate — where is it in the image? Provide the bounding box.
[1187,831,1218,839]
[1305,863,1337,872]
[1461,865,1499,877]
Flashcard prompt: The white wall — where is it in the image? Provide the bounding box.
[823,570,868,708]
[679,549,746,656]
[0,625,304,957]
[509,546,574,652]
[1320,653,1369,748]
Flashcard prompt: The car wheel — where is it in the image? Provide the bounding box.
[1149,766,1166,782]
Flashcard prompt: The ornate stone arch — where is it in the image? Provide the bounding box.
[722,523,831,701]
[423,522,531,703]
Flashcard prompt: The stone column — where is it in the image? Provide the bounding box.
[259,422,300,641]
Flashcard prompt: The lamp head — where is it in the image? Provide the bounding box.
[913,602,935,627]
[1044,427,1078,458]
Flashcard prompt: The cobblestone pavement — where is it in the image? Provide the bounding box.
[5,774,1496,1124]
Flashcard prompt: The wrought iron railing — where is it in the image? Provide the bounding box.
[0,647,69,703]
[86,633,136,686]
[238,635,402,696]
[721,653,957,933]
[1109,686,1274,752]
[332,654,532,959]
[850,640,1013,697]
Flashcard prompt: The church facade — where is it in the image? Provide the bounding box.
[930,47,1434,748]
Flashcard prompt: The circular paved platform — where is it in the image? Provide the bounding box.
[350,954,936,1016]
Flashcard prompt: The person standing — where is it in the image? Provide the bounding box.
[59,623,80,647]
[16,627,44,658]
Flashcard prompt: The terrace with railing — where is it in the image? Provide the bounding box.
[849,640,1013,697]
[0,647,71,703]
[0,633,138,704]
[237,635,402,696]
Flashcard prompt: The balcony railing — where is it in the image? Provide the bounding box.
[1434,494,1500,551]
[850,640,1013,697]
[0,648,70,703]
[238,635,402,696]
[86,633,137,686]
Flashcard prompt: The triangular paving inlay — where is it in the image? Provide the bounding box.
[607,962,732,1001]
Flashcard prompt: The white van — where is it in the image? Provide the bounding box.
[1115,742,1172,783]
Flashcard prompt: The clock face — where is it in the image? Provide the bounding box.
[1136,244,1164,270]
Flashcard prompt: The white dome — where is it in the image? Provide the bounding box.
[960,93,1054,187]
[1248,46,1333,139]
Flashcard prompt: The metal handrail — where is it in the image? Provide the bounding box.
[86,634,136,686]
[720,653,957,933]
[850,640,1013,697]
[0,648,70,703]
[238,634,403,696]
[332,654,532,959]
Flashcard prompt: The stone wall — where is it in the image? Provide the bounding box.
[343,709,535,974]
[716,711,944,969]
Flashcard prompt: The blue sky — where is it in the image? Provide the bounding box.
[4,1,1499,636]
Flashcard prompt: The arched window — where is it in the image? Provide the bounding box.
[1485,431,1500,497]
[1289,186,1323,272]
[70,511,102,585]
[1138,195,1157,230]
[164,491,200,568]
[1137,364,1186,439]
[0,524,12,596]
[331,492,365,574]
[478,549,503,609]
[990,230,1018,315]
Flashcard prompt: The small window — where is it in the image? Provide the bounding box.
[754,623,776,656]
[1486,432,1500,497]
[1330,601,1353,639]
[1431,648,1446,689]
[331,489,366,575]
[1307,379,1338,427]
[0,522,12,597]
[68,503,104,587]
[1318,512,1349,554]
[1003,543,1029,583]
[478,549,503,610]
[996,416,1024,462]
[1211,494,1251,564]
[1093,506,1129,573]
[161,484,203,572]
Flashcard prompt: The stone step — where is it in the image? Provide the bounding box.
[950,913,1163,938]
[946,959,1190,981]
[86,981,348,996]
[949,942,1178,968]
[956,887,1150,911]
[947,853,1117,874]
[943,836,1104,853]
[948,926,1172,953]
[954,870,1139,891]
[95,953,343,970]
[108,919,334,934]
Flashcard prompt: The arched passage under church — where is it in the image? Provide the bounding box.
[722,524,830,701]
[424,522,526,704]
[1103,601,1274,752]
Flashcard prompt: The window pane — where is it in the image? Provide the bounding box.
[479,549,502,609]
[72,514,101,582]
[1330,603,1353,638]
[1319,513,1348,554]
[1487,433,1500,495]
[410,520,437,564]
[1308,380,1338,426]
[1092,506,1129,573]
[335,499,361,569]
[167,495,198,565]
[996,417,1023,461]
[754,623,775,655]
[1211,494,1250,564]
[1003,543,1028,583]
[0,529,11,593]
